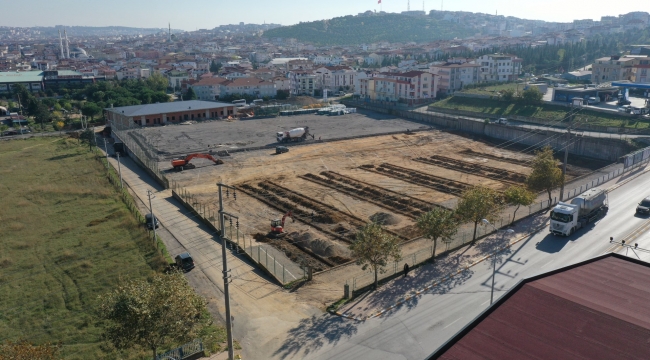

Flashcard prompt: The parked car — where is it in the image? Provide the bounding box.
[636,197,650,215]
[2,130,18,136]
[618,105,632,113]
[275,146,289,154]
[175,252,195,272]
[145,213,160,230]
[618,98,632,106]
[587,97,600,105]
[496,118,509,125]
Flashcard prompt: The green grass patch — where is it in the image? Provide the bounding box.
[461,83,522,96]
[431,96,650,129]
[0,137,170,359]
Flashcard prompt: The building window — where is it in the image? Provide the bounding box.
[172,116,175,121]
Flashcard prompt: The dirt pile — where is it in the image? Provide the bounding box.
[295,232,351,260]
[370,212,401,226]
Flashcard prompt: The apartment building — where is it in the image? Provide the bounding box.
[477,54,523,82]
[358,71,437,104]
[591,55,636,84]
[289,70,317,96]
[116,67,150,80]
[430,62,480,94]
[314,66,357,92]
[631,57,650,84]
[219,77,277,98]
[191,77,228,101]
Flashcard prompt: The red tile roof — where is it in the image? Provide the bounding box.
[432,254,650,359]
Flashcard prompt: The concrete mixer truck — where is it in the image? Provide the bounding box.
[277,127,310,143]
[549,188,608,236]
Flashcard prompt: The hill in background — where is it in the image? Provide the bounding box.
[262,13,474,45]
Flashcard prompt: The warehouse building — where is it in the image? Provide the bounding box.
[429,253,650,359]
[0,70,103,93]
[105,100,236,128]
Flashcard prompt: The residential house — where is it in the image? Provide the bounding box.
[314,66,357,92]
[359,70,437,105]
[289,70,317,96]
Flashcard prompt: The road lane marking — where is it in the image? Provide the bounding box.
[444,318,462,329]
[541,260,554,269]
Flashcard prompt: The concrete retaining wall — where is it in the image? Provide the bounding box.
[349,102,634,162]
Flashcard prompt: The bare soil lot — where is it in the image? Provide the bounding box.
[160,126,595,274]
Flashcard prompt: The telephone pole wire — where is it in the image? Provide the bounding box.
[217,183,239,360]
[147,190,157,246]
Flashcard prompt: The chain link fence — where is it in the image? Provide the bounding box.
[171,181,303,285]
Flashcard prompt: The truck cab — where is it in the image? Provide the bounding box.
[550,188,608,236]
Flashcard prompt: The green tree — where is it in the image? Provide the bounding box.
[456,186,503,242]
[349,222,402,289]
[210,60,222,74]
[32,103,50,131]
[504,185,536,224]
[81,102,102,121]
[519,87,543,104]
[97,272,211,360]
[185,87,198,100]
[145,73,169,92]
[0,124,8,136]
[501,88,515,102]
[526,146,564,207]
[417,208,458,262]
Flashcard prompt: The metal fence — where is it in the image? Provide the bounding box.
[156,339,203,360]
[346,161,644,293]
[171,181,303,285]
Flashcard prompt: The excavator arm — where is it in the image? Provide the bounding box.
[280,211,293,227]
[171,153,223,169]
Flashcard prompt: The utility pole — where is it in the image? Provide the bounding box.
[116,152,123,189]
[147,190,157,245]
[559,112,575,201]
[217,183,238,360]
[16,93,24,135]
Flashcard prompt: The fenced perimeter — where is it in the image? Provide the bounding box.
[171,181,304,285]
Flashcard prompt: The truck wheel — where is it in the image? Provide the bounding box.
[569,227,574,236]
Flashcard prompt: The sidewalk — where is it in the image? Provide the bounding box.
[338,161,650,320]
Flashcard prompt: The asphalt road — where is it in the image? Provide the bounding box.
[270,166,650,360]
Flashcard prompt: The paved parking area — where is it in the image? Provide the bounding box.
[130,109,426,159]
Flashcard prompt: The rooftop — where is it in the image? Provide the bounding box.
[105,100,232,117]
[430,253,650,359]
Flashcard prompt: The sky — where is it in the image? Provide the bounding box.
[3,0,649,31]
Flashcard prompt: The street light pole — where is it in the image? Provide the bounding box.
[116,152,123,189]
[482,219,514,305]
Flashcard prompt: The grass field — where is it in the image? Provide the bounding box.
[0,137,170,359]
[431,96,650,129]
[460,83,521,96]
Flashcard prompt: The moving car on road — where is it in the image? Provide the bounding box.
[636,197,650,215]
[175,252,195,272]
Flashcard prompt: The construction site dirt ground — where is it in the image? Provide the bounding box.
[154,122,605,306]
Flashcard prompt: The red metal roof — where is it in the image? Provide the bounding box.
[433,254,650,359]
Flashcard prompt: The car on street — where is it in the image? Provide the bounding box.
[175,252,195,272]
[618,98,632,106]
[587,97,600,105]
[145,213,160,230]
[636,197,650,215]
[496,118,508,125]
[2,130,18,136]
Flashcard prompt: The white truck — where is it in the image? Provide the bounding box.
[277,127,310,143]
[550,188,608,236]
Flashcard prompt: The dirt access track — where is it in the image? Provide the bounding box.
[158,111,601,276]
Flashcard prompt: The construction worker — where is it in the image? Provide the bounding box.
[404,263,410,278]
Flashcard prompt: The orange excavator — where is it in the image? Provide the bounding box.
[269,211,293,238]
[171,153,224,171]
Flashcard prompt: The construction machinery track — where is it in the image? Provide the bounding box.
[300,172,437,220]
[359,163,471,196]
[414,155,527,184]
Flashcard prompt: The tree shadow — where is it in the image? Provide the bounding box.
[273,314,359,359]
[47,153,82,161]
[355,252,476,317]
